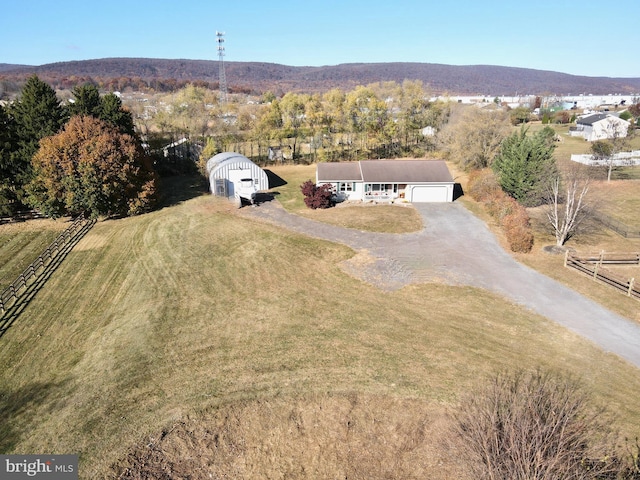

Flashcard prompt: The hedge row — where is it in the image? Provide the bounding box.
[468,170,534,253]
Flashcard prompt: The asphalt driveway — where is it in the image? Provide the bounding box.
[244,201,640,369]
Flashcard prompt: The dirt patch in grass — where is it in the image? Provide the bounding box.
[112,393,463,480]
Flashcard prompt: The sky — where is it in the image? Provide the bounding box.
[2,0,639,78]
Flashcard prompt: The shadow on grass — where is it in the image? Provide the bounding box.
[264,169,288,189]
[158,174,209,209]
[0,219,95,340]
[453,183,465,201]
[0,378,71,452]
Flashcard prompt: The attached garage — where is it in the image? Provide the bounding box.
[410,185,451,203]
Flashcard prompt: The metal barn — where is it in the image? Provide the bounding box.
[206,152,269,201]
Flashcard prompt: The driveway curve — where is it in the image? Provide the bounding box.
[243,200,640,369]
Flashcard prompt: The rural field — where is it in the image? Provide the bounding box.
[1,169,640,478]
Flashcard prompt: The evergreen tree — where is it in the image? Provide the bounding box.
[0,103,18,214]
[67,83,102,118]
[100,92,136,137]
[492,126,558,207]
[69,84,135,136]
[7,75,66,208]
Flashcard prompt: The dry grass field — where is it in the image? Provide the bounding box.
[0,218,69,291]
[1,175,640,478]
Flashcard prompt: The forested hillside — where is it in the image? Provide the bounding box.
[2,58,640,95]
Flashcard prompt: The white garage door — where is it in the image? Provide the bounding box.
[410,185,449,202]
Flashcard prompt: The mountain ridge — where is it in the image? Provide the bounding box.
[2,58,640,95]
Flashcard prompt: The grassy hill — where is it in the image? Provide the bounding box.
[1,176,640,478]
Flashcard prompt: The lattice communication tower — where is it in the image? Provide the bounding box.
[216,31,228,105]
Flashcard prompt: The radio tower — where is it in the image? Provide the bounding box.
[216,31,228,106]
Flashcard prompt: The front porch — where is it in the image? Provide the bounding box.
[364,183,406,202]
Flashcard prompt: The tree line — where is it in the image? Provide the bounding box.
[0,76,157,218]
[2,74,638,244]
[134,80,450,165]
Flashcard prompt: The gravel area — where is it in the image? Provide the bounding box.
[243,200,640,369]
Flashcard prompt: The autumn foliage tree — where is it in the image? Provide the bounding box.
[300,180,333,209]
[28,115,158,218]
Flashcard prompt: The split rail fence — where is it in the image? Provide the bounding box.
[564,251,640,300]
[0,214,95,314]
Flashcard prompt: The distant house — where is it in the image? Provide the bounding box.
[570,114,630,141]
[316,159,454,203]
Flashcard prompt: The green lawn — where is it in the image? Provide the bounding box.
[1,179,640,477]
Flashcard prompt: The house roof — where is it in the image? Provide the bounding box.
[317,160,453,183]
[317,162,362,181]
[577,113,629,126]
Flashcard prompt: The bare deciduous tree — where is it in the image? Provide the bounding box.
[438,105,511,170]
[545,167,592,246]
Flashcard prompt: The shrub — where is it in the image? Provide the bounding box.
[467,169,501,202]
[451,369,625,480]
[300,180,334,209]
[468,169,534,253]
[485,192,519,223]
[503,210,534,253]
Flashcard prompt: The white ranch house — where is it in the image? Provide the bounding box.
[316,160,454,203]
[570,114,630,142]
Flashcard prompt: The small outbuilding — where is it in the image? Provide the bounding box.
[206,152,269,203]
[316,159,454,203]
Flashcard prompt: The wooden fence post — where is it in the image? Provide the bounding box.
[564,249,569,268]
[630,278,636,297]
[594,250,604,280]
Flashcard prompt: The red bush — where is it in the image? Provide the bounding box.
[300,180,334,209]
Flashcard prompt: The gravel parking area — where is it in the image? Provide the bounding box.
[243,200,640,369]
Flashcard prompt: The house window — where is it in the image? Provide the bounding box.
[365,184,392,194]
[339,182,354,192]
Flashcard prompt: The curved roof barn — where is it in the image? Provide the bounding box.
[206,152,269,199]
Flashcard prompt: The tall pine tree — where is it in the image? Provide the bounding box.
[0,103,18,214]
[492,126,558,207]
[69,84,136,136]
[7,75,66,208]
